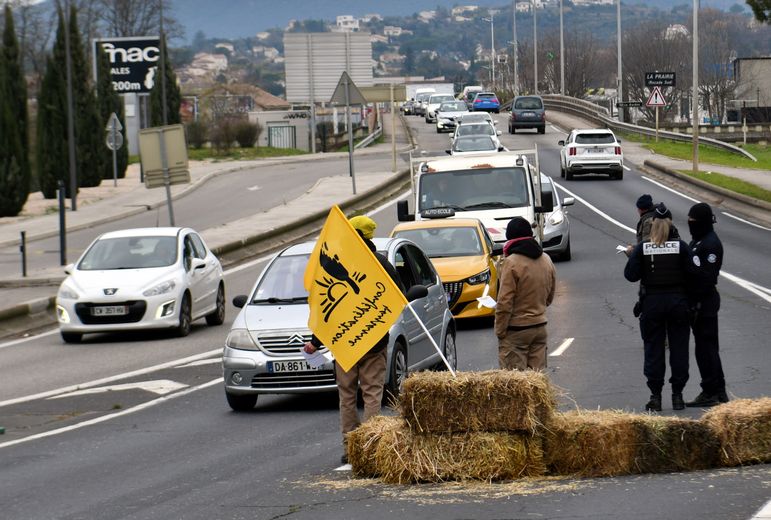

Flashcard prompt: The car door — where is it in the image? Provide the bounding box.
[189,232,220,313]
[182,233,211,318]
[390,245,428,367]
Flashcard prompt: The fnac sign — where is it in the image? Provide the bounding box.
[93,37,161,94]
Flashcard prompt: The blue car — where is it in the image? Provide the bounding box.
[470,92,500,113]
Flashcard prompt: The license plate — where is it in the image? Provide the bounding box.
[589,147,604,153]
[91,305,128,316]
[268,360,319,373]
[523,111,535,117]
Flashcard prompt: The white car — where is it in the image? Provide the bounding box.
[435,101,470,133]
[451,122,503,150]
[447,135,505,156]
[56,227,225,343]
[540,174,574,261]
[559,129,624,180]
[425,94,456,123]
[458,112,497,126]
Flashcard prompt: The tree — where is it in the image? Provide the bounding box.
[0,4,30,215]
[746,0,771,22]
[97,0,183,40]
[149,34,181,126]
[95,42,128,179]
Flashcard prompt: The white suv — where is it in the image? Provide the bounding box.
[425,94,456,123]
[559,129,624,180]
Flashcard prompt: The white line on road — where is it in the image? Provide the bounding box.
[0,329,58,350]
[750,499,771,520]
[721,212,771,232]
[549,338,574,357]
[247,185,260,191]
[641,175,701,203]
[0,378,222,450]
[49,379,188,399]
[552,181,636,234]
[334,464,352,472]
[623,165,631,171]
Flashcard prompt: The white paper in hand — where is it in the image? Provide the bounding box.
[476,284,497,309]
[302,349,334,368]
[616,244,628,255]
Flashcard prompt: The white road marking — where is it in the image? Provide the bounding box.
[750,499,771,519]
[49,379,188,399]
[721,212,771,232]
[551,181,635,233]
[334,464,352,472]
[175,358,222,368]
[0,329,58,350]
[0,378,222,450]
[247,185,261,191]
[549,338,574,357]
[0,348,221,408]
[641,175,701,203]
[623,165,631,171]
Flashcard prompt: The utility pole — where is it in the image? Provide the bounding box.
[491,12,496,91]
[533,0,538,95]
[617,0,624,122]
[692,0,699,174]
[159,0,168,125]
[559,0,565,96]
[512,0,518,95]
[63,0,77,211]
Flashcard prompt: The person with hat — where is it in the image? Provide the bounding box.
[684,202,729,407]
[625,194,680,256]
[624,203,694,411]
[304,215,404,464]
[495,217,557,371]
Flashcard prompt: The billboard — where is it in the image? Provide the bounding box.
[284,32,374,103]
[93,37,161,94]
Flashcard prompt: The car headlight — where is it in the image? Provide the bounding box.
[143,279,176,297]
[226,328,258,351]
[57,284,79,300]
[467,269,491,285]
[548,210,564,226]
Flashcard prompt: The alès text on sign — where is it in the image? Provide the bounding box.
[93,37,161,94]
[645,72,676,87]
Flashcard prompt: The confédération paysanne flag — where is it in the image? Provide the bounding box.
[303,205,408,372]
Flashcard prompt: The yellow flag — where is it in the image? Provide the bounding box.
[304,206,408,372]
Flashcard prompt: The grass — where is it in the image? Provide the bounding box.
[186,146,308,161]
[618,132,771,171]
[677,169,771,203]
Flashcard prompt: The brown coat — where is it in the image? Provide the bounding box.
[494,252,556,339]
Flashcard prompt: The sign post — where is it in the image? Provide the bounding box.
[390,84,396,173]
[138,124,190,226]
[646,86,667,142]
[330,71,367,195]
[105,112,123,187]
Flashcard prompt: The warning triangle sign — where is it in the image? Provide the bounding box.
[646,86,666,107]
[329,71,368,106]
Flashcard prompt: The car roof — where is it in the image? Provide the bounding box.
[97,227,185,239]
[420,153,528,172]
[280,237,403,257]
[572,128,616,134]
[392,218,482,232]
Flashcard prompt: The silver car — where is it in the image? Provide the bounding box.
[541,175,574,261]
[435,101,470,133]
[222,238,456,411]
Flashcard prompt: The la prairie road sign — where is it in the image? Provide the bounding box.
[645,72,676,87]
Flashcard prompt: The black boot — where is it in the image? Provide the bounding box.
[645,394,662,412]
[685,391,720,408]
[717,389,730,403]
[672,393,685,410]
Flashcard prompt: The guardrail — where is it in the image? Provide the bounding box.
[354,124,383,150]
[540,94,758,162]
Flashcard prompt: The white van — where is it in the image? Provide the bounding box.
[397,149,553,244]
[413,88,436,117]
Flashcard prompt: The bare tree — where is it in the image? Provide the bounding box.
[97,0,184,40]
[698,9,745,123]
[541,30,607,98]
[3,1,56,87]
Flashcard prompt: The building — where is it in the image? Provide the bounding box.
[384,26,404,37]
[215,42,234,53]
[451,5,479,16]
[732,57,771,122]
[335,15,360,32]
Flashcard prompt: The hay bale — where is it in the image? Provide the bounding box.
[543,410,641,477]
[400,370,557,434]
[347,415,403,478]
[702,398,771,466]
[633,414,721,474]
[374,426,546,484]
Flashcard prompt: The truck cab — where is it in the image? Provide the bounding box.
[397,149,553,244]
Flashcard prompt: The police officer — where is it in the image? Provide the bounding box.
[685,203,729,407]
[624,204,694,411]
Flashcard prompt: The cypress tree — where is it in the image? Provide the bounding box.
[150,35,181,126]
[95,43,128,179]
[0,4,30,215]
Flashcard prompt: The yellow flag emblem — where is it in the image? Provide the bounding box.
[304,206,408,372]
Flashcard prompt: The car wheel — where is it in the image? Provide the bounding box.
[61,331,82,344]
[559,240,572,261]
[176,293,192,337]
[386,341,408,400]
[436,127,441,133]
[613,170,624,180]
[226,392,257,412]
[565,168,574,180]
[538,126,545,134]
[495,109,500,114]
[206,284,226,326]
[560,164,566,178]
[436,328,457,371]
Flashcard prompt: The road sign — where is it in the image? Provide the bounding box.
[646,86,666,107]
[105,112,123,132]
[645,72,676,87]
[93,37,161,94]
[138,124,190,190]
[329,71,368,105]
[105,131,123,151]
[359,85,407,102]
[617,101,643,108]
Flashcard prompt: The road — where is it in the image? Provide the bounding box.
[1,113,769,520]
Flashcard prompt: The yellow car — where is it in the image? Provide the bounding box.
[390,218,502,319]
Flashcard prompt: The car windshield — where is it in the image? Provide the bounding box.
[453,136,496,152]
[394,227,483,257]
[458,124,494,136]
[430,95,454,104]
[476,93,496,99]
[460,114,491,123]
[416,93,432,103]
[252,254,310,303]
[418,167,529,212]
[575,133,616,144]
[78,236,178,270]
[514,97,543,110]
[439,102,466,111]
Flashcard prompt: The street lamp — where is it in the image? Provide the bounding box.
[617,0,624,122]
[559,0,564,96]
[483,12,496,90]
[533,0,538,95]
[511,1,518,95]
[692,0,699,174]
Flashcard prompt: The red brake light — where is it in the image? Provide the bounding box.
[492,98,498,103]
[569,147,576,156]
[474,99,482,103]
[615,146,622,155]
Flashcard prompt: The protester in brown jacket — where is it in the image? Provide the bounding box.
[495,217,557,370]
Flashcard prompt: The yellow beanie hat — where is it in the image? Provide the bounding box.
[349,215,377,239]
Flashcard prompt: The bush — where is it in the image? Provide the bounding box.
[233,120,262,148]
[209,119,235,153]
[185,120,208,149]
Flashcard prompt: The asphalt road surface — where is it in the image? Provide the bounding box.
[1,114,769,520]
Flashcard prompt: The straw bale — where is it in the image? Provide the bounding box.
[543,410,641,477]
[633,414,721,474]
[400,370,557,434]
[373,426,546,484]
[347,416,404,478]
[701,398,771,466]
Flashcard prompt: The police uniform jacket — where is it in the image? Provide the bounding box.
[624,239,693,293]
[687,230,723,315]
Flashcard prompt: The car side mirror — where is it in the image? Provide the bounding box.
[498,146,505,152]
[617,139,622,143]
[233,295,248,308]
[446,149,452,155]
[397,199,415,222]
[191,258,206,270]
[562,196,575,207]
[558,140,565,146]
[406,284,428,302]
[536,190,554,213]
[492,243,504,256]
[64,263,74,275]
[496,130,502,136]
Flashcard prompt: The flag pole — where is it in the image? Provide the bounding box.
[406,304,456,376]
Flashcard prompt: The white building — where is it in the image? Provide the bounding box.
[451,5,479,16]
[665,24,690,39]
[384,26,404,37]
[215,42,234,53]
[335,15,360,32]
[418,10,436,23]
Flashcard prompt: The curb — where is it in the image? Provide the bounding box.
[0,296,56,322]
[642,160,771,212]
